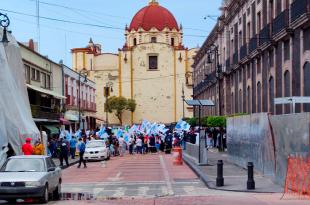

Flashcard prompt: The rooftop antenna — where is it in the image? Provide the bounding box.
[36,0,40,52]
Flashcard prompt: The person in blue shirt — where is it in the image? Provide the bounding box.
[69,136,78,159]
[77,138,87,168]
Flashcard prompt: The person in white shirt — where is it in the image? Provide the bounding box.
[118,136,126,157]
[136,137,142,154]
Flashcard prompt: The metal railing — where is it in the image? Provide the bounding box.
[240,44,247,60]
[259,23,271,45]
[272,9,289,35]
[291,0,310,23]
[248,36,258,54]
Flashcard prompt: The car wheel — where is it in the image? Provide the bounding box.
[53,182,61,200]
[40,185,49,204]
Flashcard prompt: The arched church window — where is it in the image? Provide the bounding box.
[133,38,137,46]
[171,38,175,46]
[151,37,157,43]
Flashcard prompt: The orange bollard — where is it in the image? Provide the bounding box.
[173,147,183,165]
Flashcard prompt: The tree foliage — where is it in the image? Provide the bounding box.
[206,116,226,127]
[105,96,136,125]
[186,117,197,127]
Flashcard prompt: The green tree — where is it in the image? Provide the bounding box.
[206,116,226,127]
[186,117,197,127]
[105,96,136,125]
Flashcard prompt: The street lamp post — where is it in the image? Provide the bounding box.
[0,12,10,44]
[104,82,113,127]
[181,83,185,119]
[78,69,88,130]
[207,45,224,151]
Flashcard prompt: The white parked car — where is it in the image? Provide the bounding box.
[84,140,110,161]
[0,155,62,204]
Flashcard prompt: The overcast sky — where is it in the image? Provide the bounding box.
[1,0,222,66]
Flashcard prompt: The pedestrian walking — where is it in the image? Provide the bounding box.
[58,138,69,167]
[33,139,44,155]
[136,137,143,154]
[118,136,127,157]
[22,138,33,155]
[77,138,87,168]
[69,136,77,159]
[128,136,134,155]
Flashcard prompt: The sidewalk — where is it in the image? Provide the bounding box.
[183,148,283,193]
[52,157,79,169]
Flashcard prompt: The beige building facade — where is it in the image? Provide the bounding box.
[72,1,198,125]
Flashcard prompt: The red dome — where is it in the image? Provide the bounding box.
[129,2,179,31]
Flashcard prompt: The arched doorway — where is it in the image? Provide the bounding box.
[304,62,310,112]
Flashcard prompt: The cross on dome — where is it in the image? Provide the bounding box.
[149,0,159,5]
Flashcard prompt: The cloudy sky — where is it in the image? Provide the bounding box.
[1,0,222,66]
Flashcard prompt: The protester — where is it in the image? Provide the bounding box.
[58,138,69,167]
[77,138,87,168]
[118,136,126,157]
[22,138,33,155]
[69,136,78,159]
[33,139,44,155]
[136,137,143,154]
[128,135,134,155]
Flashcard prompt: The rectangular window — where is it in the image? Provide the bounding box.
[41,73,46,88]
[284,40,290,61]
[25,65,30,83]
[257,57,261,74]
[303,27,310,51]
[257,12,262,32]
[31,68,35,80]
[46,75,50,89]
[269,49,274,67]
[149,56,158,70]
[171,38,175,46]
[151,37,157,43]
[36,70,40,81]
[247,64,251,79]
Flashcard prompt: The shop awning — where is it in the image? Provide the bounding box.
[43,125,59,135]
[60,118,71,125]
[27,84,66,99]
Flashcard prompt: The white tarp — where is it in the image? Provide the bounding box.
[0,29,40,166]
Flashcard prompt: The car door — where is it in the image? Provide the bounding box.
[46,157,57,190]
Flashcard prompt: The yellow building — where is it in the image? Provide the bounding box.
[71,0,198,125]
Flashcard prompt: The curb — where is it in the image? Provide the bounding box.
[182,154,281,194]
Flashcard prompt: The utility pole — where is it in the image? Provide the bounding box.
[182,83,185,119]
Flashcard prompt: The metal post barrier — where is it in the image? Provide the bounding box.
[247,162,255,190]
[216,160,224,186]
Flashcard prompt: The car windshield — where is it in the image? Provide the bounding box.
[86,141,105,148]
[0,158,45,172]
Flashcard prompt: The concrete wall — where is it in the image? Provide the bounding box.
[227,113,310,185]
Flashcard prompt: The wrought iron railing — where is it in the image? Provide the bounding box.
[272,9,289,35]
[291,0,310,22]
[248,36,258,53]
[240,44,247,60]
[259,23,271,45]
[233,52,239,65]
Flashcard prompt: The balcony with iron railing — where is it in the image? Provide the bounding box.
[240,44,247,60]
[259,23,271,46]
[31,104,61,120]
[225,58,231,73]
[272,9,289,36]
[233,52,239,65]
[291,0,310,23]
[248,36,258,54]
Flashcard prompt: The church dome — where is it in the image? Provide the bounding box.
[128,1,179,32]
